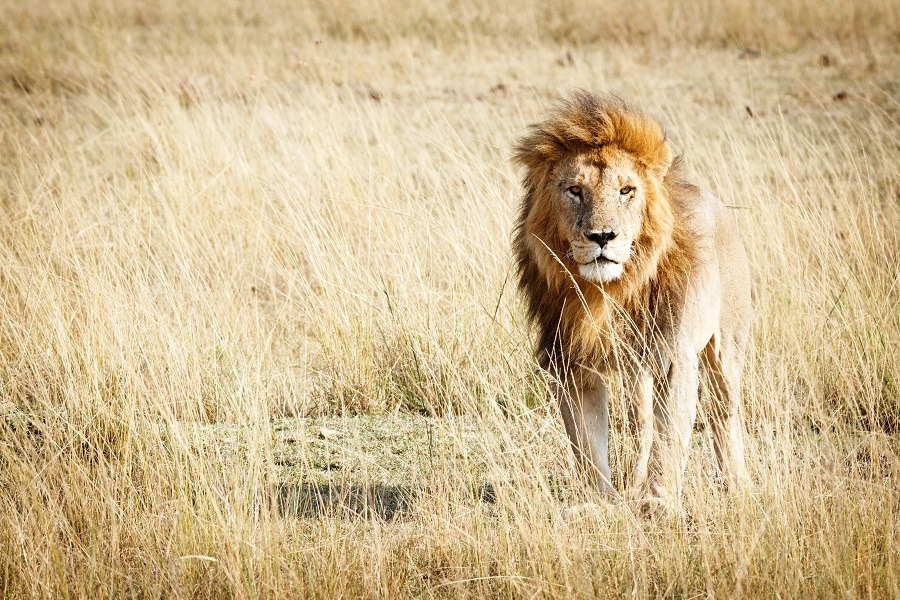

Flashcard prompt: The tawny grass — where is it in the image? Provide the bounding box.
[0,0,898,597]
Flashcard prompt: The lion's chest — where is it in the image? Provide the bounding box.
[565,292,677,374]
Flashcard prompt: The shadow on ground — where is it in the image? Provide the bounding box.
[274,482,497,520]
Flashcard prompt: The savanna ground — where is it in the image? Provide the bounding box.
[1,0,899,597]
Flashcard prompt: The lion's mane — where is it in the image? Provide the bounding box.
[512,92,698,372]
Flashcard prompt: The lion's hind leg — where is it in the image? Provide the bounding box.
[701,335,750,490]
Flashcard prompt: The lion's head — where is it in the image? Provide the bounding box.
[545,143,667,285]
[512,92,695,366]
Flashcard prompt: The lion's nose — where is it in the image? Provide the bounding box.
[585,229,618,246]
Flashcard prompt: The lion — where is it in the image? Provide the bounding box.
[512,91,752,507]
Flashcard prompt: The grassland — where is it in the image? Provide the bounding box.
[1,0,898,597]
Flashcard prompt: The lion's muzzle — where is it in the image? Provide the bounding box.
[571,229,631,283]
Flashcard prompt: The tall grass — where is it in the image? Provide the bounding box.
[0,0,898,597]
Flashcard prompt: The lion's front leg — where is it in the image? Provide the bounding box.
[556,373,615,497]
[644,350,700,505]
[624,366,655,497]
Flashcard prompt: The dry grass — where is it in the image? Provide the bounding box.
[1,0,899,597]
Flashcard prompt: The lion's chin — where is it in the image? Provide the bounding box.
[578,260,624,283]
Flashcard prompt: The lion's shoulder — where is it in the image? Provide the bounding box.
[669,181,723,239]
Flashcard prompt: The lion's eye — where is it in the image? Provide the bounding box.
[566,185,582,196]
[620,185,635,196]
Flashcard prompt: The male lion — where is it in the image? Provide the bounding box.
[512,92,751,507]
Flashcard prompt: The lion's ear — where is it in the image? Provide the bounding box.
[646,139,673,179]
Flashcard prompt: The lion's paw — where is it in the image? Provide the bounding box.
[560,501,613,524]
[631,494,683,520]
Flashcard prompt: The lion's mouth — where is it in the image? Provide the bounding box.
[585,256,620,266]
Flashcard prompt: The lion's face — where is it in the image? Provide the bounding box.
[553,149,646,284]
